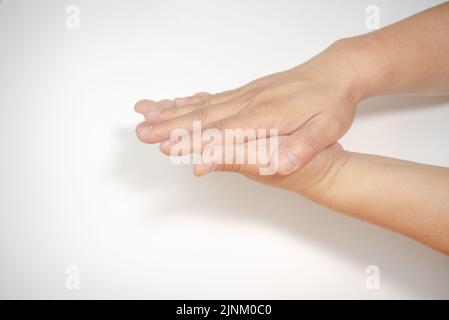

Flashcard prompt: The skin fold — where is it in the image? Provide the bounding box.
[135,3,449,255]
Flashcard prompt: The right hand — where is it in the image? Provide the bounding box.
[193,137,351,200]
[135,40,364,176]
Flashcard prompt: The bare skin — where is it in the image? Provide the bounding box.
[134,3,449,254]
[197,139,449,255]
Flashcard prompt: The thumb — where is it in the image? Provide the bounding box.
[194,136,284,177]
[274,115,342,175]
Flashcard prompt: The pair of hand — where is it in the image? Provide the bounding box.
[135,41,363,197]
[134,3,449,255]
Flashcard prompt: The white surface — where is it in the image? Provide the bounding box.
[1,0,449,299]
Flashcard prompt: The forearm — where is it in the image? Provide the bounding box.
[310,151,449,255]
[334,2,449,97]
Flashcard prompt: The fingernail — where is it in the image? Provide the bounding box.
[157,99,175,110]
[278,151,299,174]
[160,140,171,148]
[146,108,162,116]
[138,124,152,136]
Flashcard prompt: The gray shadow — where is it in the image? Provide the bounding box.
[357,95,449,118]
[111,124,449,298]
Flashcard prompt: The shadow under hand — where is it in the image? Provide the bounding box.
[357,95,449,118]
[112,124,449,297]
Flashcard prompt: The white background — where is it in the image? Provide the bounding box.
[1,0,449,299]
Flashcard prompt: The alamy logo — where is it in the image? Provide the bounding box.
[365,265,380,290]
[65,265,81,290]
[366,5,380,30]
[168,121,279,175]
[65,5,80,30]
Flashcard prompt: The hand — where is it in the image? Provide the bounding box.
[135,41,364,175]
[194,138,350,200]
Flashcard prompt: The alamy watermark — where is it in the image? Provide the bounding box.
[365,264,380,290]
[65,265,81,290]
[167,121,279,175]
[366,5,380,30]
[65,5,80,30]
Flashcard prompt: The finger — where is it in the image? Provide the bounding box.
[145,96,216,124]
[174,89,238,107]
[134,100,159,114]
[144,90,240,123]
[174,92,210,106]
[144,90,247,124]
[134,99,175,114]
[274,114,343,175]
[193,136,285,177]
[137,101,241,144]
[135,121,154,143]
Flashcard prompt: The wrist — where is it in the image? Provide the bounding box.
[328,36,394,99]
[290,144,352,202]
[325,39,370,103]
[309,150,353,203]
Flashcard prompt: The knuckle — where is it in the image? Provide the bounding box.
[199,96,211,108]
[191,104,209,123]
[297,131,319,153]
[166,104,181,115]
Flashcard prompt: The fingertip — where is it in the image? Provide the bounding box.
[135,122,168,144]
[159,140,172,155]
[276,150,301,175]
[135,122,154,144]
[134,99,158,114]
[193,165,202,177]
[194,162,217,177]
